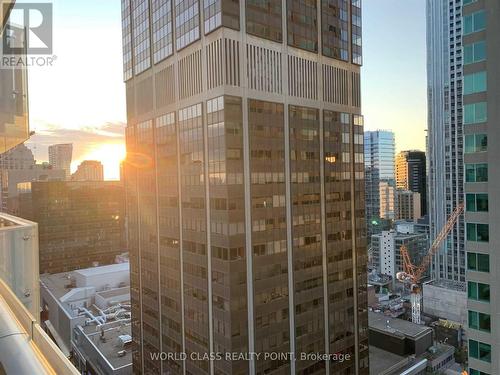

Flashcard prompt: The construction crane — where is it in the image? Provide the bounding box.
[396,203,464,324]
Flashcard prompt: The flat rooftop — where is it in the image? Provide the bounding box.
[74,262,129,277]
[425,279,466,292]
[369,346,408,375]
[41,272,77,301]
[369,311,432,339]
[425,343,455,362]
[40,265,130,317]
[80,321,132,370]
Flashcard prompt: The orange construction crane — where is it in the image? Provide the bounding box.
[397,203,464,323]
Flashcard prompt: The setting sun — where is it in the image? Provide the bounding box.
[73,143,126,180]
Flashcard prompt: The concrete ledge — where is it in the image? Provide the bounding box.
[0,278,79,374]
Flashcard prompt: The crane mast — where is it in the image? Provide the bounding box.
[397,203,464,324]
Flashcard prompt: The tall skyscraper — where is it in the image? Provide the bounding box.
[71,160,104,181]
[463,1,497,373]
[49,144,73,180]
[395,150,427,216]
[364,130,395,237]
[427,0,465,282]
[122,1,368,374]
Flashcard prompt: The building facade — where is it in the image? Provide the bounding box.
[395,150,426,216]
[364,130,395,238]
[0,144,66,213]
[72,160,104,181]
[396,190,421,222]
[16,181,125,274]
[463,1,499,374]
[427,0,465,283]
[122,0,368,374]
[378,181,395,221]
[0,143,36,170]
[49,144,73,180]
[371,229,427,282]
[0,165,65,214]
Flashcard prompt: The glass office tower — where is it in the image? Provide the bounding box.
[364,130,395,237]
[427,0,465,282]
[122,0,368,374]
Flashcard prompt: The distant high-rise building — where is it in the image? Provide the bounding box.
[49,144,73,180]
[396,150,427,216]
[371,229,427,281]
[1,165,65,214]
[427,0,464,282]
[72,160,104,181]
[462,1,498,373]
[17,181,125,274]
[396,190,422,222]
[364,130,395,237]
[0,144,66,213]
[0,143,36,170]
[379,181,395,220]
[122,0,368,374]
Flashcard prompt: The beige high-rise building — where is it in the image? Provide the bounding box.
[379,181,395,220]
[72,160,104,181]
[122,0,368,374]
[395,150,426,216]
[48,144,73,180]
[396,190,421,222]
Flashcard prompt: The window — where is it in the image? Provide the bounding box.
[246,0,283,42]
[464,71,487,95]
[469,310,491,332]
[467,252,489,272]
[469,339,491,363]
[467,223,489,242]
[464,102,487,124]
[321,0,349,61]
[175,0,201,50]
[466,193,488,212]
[465,134,487,153]
[465,163,488,182]
[470,369,490,375]
[464,11,486,35]
[464,41,486,65]
[468,282,490,302]
[287,0,318,52]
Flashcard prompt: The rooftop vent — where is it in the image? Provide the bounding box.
[118,334,132,347]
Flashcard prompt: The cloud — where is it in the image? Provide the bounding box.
[26,121,125,166]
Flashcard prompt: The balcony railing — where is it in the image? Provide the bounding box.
[0,213,39,318]
[0,213,79,374]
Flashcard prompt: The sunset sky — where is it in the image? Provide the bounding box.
[24,0,427,180]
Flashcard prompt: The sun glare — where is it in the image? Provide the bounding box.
[74,143,126,180]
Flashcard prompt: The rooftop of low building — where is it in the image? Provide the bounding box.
[369,311,432,339]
